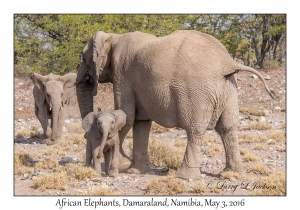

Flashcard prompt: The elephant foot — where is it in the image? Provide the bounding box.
[221,166,246,179]
[175,166,201,180]
[127,162,152,174]
[42,137,59,145]
[118,156,132,173]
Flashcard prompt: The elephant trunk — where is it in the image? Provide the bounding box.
[76,81,94,119]
[97,128,109,159]
[51,102,60,141]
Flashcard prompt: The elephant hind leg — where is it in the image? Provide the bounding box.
[215,104,245,177]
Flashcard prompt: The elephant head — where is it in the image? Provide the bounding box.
[82,110,126,159]
[76,31,121,119]
[30,73,77,141]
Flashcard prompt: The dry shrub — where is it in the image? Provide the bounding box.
[63,163,98,180]
[250,162,270,175]
[220,171,240,180]
[66,122,85,134]
[64,133,86,146]
[239,107,266,116]
[35,158,59,169]
[14,150,34,175]
[211,187,221,193]
[146,176,187,195]
[254,144,267,151]
[151,122,171,133]
[263,60,280,69]
[32,171,68,191]
[126,129,133,138]
[147,138,184,169]
[282,122,286,129]
[275,145,286,152]
[207,143,223,157]
[250,172,286,195]
[15,126,39,138]
[249,121,273,130]
[240,148,259,162]
[192,182,207,194]
[75,187,120,195]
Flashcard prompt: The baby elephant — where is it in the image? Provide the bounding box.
[82,110,127,176]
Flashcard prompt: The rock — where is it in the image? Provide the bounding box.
[18,119,24,122]
[264,109,269,116]
[252,74,258,79]
[188,179,193,182]
[64,119,70,124]
[250,83,257,88]
[264,75,271,80]
[267,139,273,144]
[230,177,237,182]
[17,107,23,111]
[70,118,75,123]
[259,116,266,122]
[59,156,75,165]
[200,174,206,178]
[274,106,281,110]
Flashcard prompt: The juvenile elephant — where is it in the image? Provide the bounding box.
[82,110,126,176]
[31,73,77,142]
[75,30,275,180]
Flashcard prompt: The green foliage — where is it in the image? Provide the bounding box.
[14,14,286,75]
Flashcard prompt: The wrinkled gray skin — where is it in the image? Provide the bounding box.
[82,110,126,176]
[31,73,77,143]
[76,30,275,180]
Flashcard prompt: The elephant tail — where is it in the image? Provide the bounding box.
[225,62,276,99]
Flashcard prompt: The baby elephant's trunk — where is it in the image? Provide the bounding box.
[97,130,108,159]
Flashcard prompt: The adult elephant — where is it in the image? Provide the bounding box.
[76,30,275,180]
[31,73,77,143]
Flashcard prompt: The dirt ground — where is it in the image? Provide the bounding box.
[13,67,286,196]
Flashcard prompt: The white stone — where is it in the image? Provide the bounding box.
[259,116,266,122]
[252,74,258,79]
[64,119,70,124]
[267,139,273,144]
[274,106,281,110]
[264,75,271,80]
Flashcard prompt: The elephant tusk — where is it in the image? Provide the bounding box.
[50,107,52,111]
[60,106,63,111]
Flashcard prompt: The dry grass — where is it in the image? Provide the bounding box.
[32,171,68,191]
[238,133,267,144]
[250,172,286,195]
[275,145,286,152]
[240,148,260,162]
[253,144,267,151]
[249,120,273,130]
[63,163,98,180]
[220,171,240,180]
[192,182,207,194]
[146,176,187,195]
[14,150,34,175]
[239,107,266,116]
[206,143,223,157]
[75,187,120,195]
[15,126,39,138]
[151,122,171,133]
[211,187,221,193]
[249,161,270,175]
[174,138,187,147]
[239,131,285,144]
[201,135,218,145]
[266,130,286,143]
[66,122,85,134]
[35,158,59,170]
[147,138,184,169]
[43,146,56,156]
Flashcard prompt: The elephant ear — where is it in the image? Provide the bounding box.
[59,73,77,104]
[92,31,111,96]
[30,73,49,106]
[108,110,127,138]
[82,112,101,139]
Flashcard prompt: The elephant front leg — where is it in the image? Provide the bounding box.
[127,120,152,174]
[56,105,67,141]
[36,104,51,139]
[92,140,102,176]
[84,136,92,167]
[104,136,119,176]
